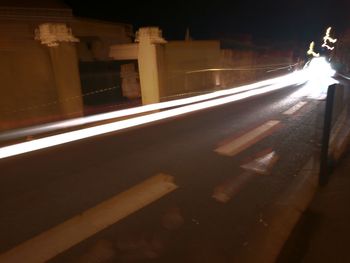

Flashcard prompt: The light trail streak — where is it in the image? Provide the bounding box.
[0,72,301,142]
[299,57,338,99]
[0,71,308,160]
[185,63,298,73]
[304,57,336,79]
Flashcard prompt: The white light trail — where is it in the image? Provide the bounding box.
[0,71,308,160]
[302,57,338,98]
[185,62,297,73]
[0,72,300,141]
[304,57,336,79]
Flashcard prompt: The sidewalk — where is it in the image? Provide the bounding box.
[277,146,350,263]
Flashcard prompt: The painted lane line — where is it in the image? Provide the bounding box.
[0,174,178,263]
[215,120,280,157]
[212,172,256,203]
[240,150,279,175]
[283,101,308,115]
[213,150,279,203]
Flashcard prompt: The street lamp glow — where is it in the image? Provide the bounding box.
[322,27,337,50]
[304,57,336,79]
[307,41,320,57]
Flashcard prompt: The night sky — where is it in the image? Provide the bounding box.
[64,0,348,47]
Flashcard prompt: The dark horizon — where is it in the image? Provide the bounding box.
[63,0,348,49]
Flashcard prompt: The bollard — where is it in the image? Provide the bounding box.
[319,84,336,186]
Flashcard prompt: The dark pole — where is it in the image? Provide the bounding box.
[319,84,336,186]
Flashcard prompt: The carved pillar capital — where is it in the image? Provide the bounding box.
[35,23,79,47]
[135,27,166,44]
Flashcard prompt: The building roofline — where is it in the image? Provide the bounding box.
[0,6,73,21]
[73,16,132,28]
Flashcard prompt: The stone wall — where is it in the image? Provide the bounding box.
[0,16,132,131]
[161,40,221,98]
[0,38,61,131]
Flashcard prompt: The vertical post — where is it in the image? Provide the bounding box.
[35,23,83,118]
[319,84,336,186]
[136,27,166,105]
[48,43,83,118]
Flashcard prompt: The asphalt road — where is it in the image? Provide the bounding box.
[0,81,327,262]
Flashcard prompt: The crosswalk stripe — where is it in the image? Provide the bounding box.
[212,172,256,203]
[0,174,178,263]
[215,120,280,157]
[283,101,307,115]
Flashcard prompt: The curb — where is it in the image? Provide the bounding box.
[233,156,319,263]
[233,110,350,263]
[331,116,350,161]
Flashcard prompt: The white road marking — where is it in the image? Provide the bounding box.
[283,101,308,115]
[240,151,279,175]
[215,120,280,157]
[212,172,255,203]
[0,174,178,263]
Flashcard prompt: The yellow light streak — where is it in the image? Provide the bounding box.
[307,41,320,57]
[322,27,337,50]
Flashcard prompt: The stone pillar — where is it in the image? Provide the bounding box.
[135,27,166,105]
[35,23,83,118]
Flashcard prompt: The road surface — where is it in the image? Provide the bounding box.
[0,79,328,262]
